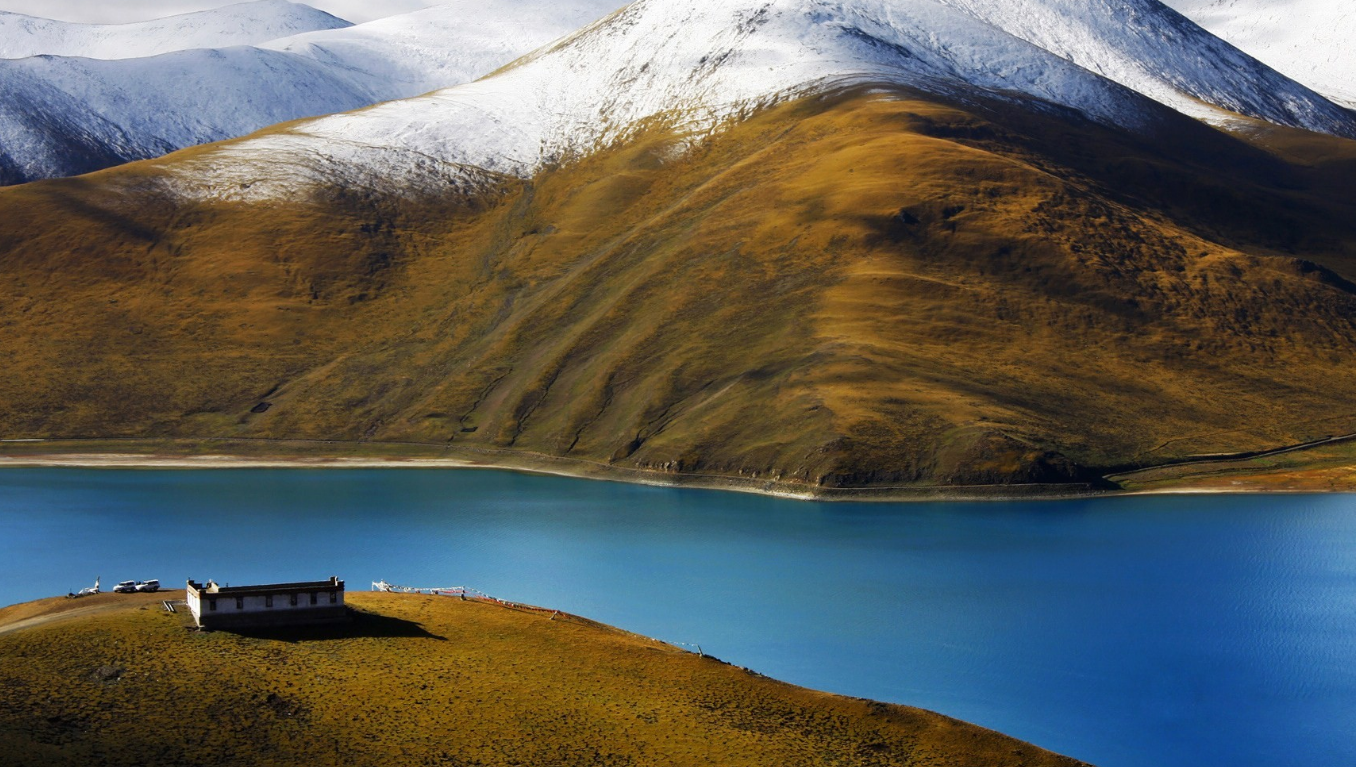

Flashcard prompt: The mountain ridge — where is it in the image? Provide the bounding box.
[176,0,1356,204]
[5,0,1356,187]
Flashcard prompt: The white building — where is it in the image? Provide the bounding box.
[186,577,347,629]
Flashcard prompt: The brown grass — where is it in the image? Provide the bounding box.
[3,86,1356,491]
[0,592,1087,767]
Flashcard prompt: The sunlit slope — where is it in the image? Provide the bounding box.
[0,592,1089,766]
[3,88,1356,490]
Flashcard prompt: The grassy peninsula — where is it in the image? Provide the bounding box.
[0,591,1088,767]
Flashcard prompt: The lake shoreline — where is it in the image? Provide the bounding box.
[0,449,1104,502]
[1,442,1346,502]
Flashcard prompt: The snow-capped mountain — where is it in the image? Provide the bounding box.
[0,0,350,60]
[1163,0,1356,108]
[0,0,623,185]
[187,0,1356,200]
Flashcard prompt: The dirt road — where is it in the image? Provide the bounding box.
[0,591,182,636]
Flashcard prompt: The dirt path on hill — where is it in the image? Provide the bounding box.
[0,592,179,636]
[1107,430,1356,481]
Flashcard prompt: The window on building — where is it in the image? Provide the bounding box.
[265,595,273,608]
[310,592,317,605]
[329,591,337,604]
[236,597,244,610]
[208,598,217,612]
[290,593,298,607]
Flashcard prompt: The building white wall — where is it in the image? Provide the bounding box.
[188,582,345,627]
[199,590,342,617]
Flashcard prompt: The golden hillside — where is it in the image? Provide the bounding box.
[2,86,1356,493]
[0,591,1088,767]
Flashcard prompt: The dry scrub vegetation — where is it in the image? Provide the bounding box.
[2,86,1356,492]
[0,592,1087,767]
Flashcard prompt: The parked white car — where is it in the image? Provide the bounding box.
[113,580,139,593]
[135,580,160,593]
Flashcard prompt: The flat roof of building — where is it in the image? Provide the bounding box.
[188,578,343,597]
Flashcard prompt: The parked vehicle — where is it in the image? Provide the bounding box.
[113,580,139,593]
[74,576,100,597]
[135,580,160,593]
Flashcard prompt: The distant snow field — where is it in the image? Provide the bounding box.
[0,0,425,26]
[0,0,624,184]
[0,0,350,59]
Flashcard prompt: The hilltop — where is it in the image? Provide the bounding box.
[0,591,1089,767]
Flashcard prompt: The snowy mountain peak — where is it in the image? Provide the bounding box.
[188,0,1356,200]
[932,0,1354,134]
[0,1,351,61]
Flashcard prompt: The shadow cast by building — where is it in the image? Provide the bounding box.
[222,607,446,643]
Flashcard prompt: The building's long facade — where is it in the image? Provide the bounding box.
[186,577,347,629]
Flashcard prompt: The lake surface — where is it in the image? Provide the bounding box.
[1,468,1353,766]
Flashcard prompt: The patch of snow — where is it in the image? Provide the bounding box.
[1163,0,1356,108]
[260,0,626,98]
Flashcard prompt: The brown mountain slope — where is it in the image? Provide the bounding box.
[2,86,1356,493]
[0,592,1089,767]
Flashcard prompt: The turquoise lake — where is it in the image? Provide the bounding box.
[1,468,1354,766]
